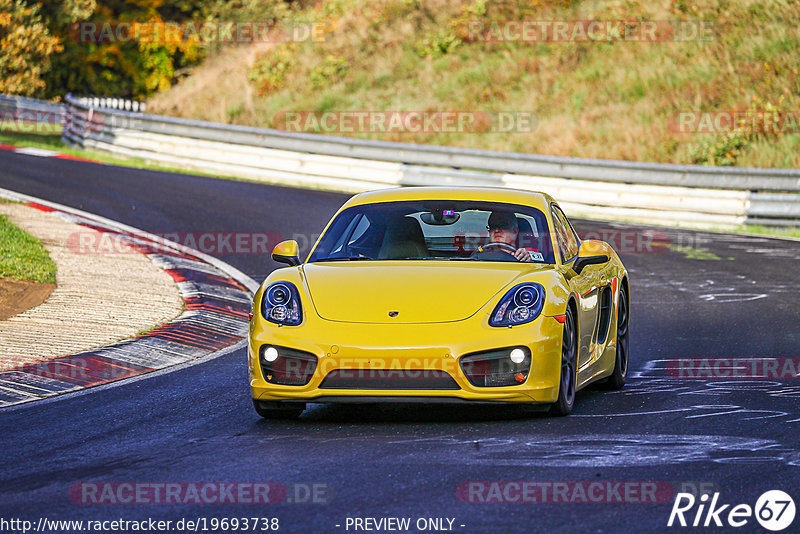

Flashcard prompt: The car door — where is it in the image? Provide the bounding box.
[551,204,599,371]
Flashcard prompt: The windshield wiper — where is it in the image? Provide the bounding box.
[314,255,374,262]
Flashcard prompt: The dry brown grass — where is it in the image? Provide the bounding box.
[147,0,800,167]
[147,43,273,125]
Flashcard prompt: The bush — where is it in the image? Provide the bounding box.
[688,130,751,166]
[249,45,296,95]
[309,55,349,88]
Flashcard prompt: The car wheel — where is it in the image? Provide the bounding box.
[253,399,306,419]
[603,283,629,390]
[550,305,577,416]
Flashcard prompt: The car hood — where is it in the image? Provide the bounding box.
[302,261,551,324]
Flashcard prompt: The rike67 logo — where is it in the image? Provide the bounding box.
[668,490,796,531]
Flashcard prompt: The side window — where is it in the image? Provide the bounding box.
[550,208,570,263]
[551,205,579,262]
[556,206,580,256]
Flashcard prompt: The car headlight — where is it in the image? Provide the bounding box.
[489,283,545,327]
[261,282,302,326]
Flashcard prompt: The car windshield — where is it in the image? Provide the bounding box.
[307,200,555,264]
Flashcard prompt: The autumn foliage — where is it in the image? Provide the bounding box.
[0,0,62,96]
[0,0,233,99]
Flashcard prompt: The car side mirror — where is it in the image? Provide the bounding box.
[571,240,609,274]
[272,240,300,266]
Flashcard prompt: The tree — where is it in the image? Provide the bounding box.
[43,0,205,99]
[4,0,288,99]
[0,0,62,96]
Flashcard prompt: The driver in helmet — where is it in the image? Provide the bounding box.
[487,211,533,262]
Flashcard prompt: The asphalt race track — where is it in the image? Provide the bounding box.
[1,151,799,533]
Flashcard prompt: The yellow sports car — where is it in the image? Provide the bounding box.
[248,187,629,418]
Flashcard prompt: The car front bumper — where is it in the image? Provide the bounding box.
[249,313,564,404]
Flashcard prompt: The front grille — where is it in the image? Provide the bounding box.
[459,347,532,387]
[259,345,317,386]
[319,369,460,390]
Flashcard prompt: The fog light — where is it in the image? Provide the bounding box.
[264,346,279,362]
[460,347,532,387]
[259,345,318,386]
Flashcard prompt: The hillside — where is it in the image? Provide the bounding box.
[147,0,800,168]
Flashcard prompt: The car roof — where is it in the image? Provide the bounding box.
[344,187,554,211]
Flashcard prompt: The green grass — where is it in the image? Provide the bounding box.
[0,128,64,150]
[737,224,800,240]
[135,325,159,337]
[668,244,732,261]
[0,128,157,169]
[0,205,57,284]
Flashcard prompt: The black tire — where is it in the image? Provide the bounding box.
[253,400,306,419]
[604,283,629,390]
[550,305,577,416]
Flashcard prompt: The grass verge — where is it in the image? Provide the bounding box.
[736,225,800,240]
[0,203,57,284]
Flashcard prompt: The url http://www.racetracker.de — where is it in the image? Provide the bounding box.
[0,517,281,533]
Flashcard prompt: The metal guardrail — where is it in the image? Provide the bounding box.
[3,93,799,227]
[0,94,66,124]
[62,95,800,193]
[0,94,144,125]
[57,93,800,228]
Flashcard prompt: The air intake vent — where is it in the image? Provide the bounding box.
[319,369,460,390]
[596,286,613,344]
